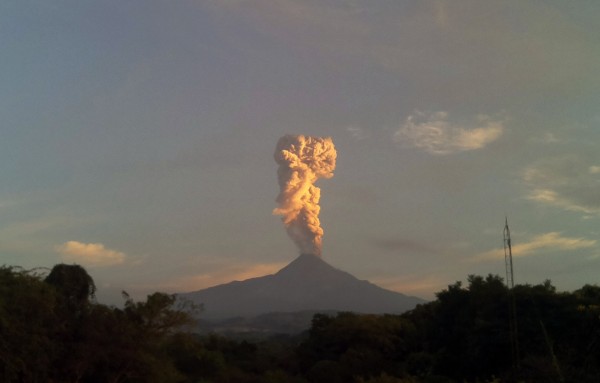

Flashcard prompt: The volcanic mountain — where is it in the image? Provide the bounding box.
[180,254,425,321]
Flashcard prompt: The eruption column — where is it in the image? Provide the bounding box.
[273,135,336,257]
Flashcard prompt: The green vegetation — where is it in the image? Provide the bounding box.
[1,265,599,382]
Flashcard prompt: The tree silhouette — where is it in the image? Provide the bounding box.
[44,263,96,313]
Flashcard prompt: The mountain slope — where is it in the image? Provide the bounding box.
[179,254,425,320]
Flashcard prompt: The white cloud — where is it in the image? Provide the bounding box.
[522,155,600,215]
[56,241,126,267]
[476,232,597,260]
[394,111,504,155]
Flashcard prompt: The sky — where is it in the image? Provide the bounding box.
[2,0,600,304]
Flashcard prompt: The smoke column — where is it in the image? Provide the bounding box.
[273,135,337,257]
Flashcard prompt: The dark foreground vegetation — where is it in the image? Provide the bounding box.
[1,265,599,383]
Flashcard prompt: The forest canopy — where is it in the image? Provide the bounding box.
[1,264,599,383]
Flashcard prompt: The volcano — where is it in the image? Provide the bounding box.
[179,254,425,321]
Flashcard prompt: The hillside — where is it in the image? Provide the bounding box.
[179,254,425,321]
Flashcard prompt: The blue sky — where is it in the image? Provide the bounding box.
[2,0,599,304]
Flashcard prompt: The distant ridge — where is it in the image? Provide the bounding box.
[179,254,426,320]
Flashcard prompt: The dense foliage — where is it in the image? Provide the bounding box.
[0,265,196,382]
[1,265,599,382]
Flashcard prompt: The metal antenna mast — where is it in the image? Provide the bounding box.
[504,217,520,371]
[504,217,515,289]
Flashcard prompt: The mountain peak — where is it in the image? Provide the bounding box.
[275,253,336,276]
[180,254,426,320]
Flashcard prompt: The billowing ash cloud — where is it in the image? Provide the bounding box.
[273,135,336,257]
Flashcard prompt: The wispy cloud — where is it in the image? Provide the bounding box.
[589,166,600,174]
[527,189,596,215]
[394,111,504,155]
[523,155,600,215]
[530,132,563,145]
[541,132,560,144]
[475,232,596,261]
[346,125,368,140]
[56,241,126,267]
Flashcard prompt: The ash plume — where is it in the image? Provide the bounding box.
[273,135,337,257]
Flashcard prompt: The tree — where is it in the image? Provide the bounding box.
[408,275,513,381]
[0,266,61,382]
[1,263,201,382]
[44,263,96,315]
[298,312,414,381]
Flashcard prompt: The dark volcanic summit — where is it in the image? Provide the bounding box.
[180,254,425,320]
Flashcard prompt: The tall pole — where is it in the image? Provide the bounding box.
[504,217,520,371]
[504,217,514,289]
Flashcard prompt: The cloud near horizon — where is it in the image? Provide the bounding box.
[374,275,444,300]
[156,262,288,293]
[394,111,504,155]
[475,232,596,261]
[56,241,126,267]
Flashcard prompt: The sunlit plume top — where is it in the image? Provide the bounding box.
[273,135,337,257]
